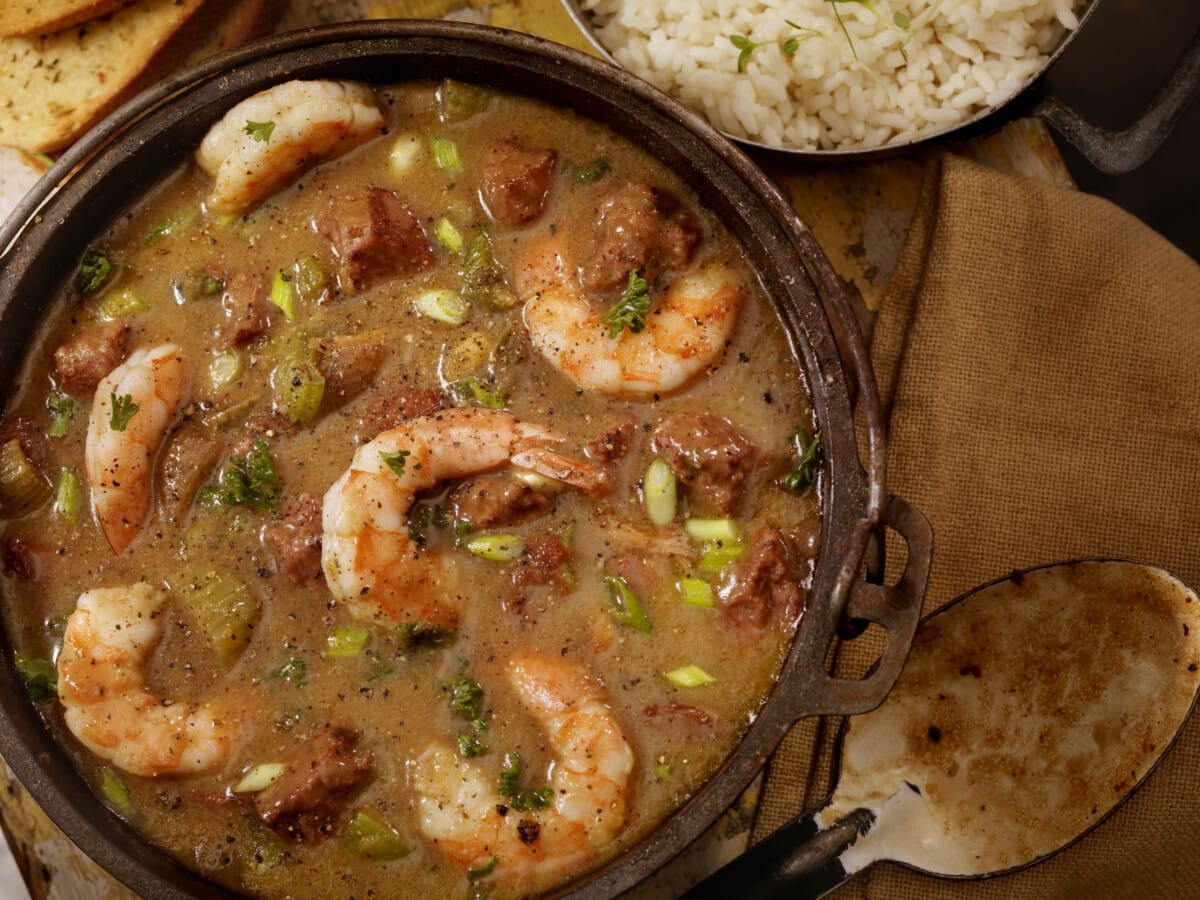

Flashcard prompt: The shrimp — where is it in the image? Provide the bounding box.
[196,79,384,214]
[518,236,745,398]
[412,653,634,894]
[57,583,240,777]
[86,344,189,555]
[321,407,610,627]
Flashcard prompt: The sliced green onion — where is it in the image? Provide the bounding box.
[0,438,50,516]
[685,518,741,543]
[234,762,286,793]
[208,351,242,388]
[413,288,469,325]
[269,270,295,321]
[429,136,463,173]
[98,286,149,320]
[697,540,747,575]
[100,767,134,817]
[604,575,652,634]
[664,664,718,687]
[325,627,371,659]
[294,256,326,300]
[435,217,464,253]
[677,577,715,608]
[347,811,411,860]
[53,468,81,525]
[467,533,524,562]
[642,459,677,526]
[388,133,424,176]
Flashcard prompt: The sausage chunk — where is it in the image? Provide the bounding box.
[652,412,759,515]
[264,492,323,583]
[359,387,447,434]
[583,182,701,292]
[719,527,805,631]
[314,331,386,405]
[451,474,554,528]
[482,140,557,225]
[157,420,223,524]
[585,419,637,463]
[508,535,572,613]
[220,270,268,347]
[255,726,373,842]
[52,321,128,396]
[318,187,434,293]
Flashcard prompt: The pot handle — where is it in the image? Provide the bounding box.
[1031,25,1200,173]
[795,494,932,718]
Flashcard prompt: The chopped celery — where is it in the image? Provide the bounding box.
[429,136,463,173]
[642,459,677,526]
[100,767,133,817]
[347,811,411,860]
[45,389,75,438]
[436,79,491,123]
[461,230,516,309]
[208,351,242,388]
[664,664,718,687]
[294,256,326,300]
[271,335,325,423]
[435,217,464,253]
[697,540,747,574]
[98,286,149,320]
[604,575,652,634]
[684,518,741,543]
[252,840,286,874]
[466,534,524,562]
[653,761,671,780]
[234,762,286,793]
[414,288,469,325]
[53,468,81,525]
[677,577,715,608]
[325,627,371,659]
[388,133,424,176]
[270,656,307,687]
[177,571,260,667]
[269,270,295,321]
[14,653,56,701]
[0,438,50,516]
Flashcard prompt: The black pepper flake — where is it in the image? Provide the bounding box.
[928,725,942,743]
[517,819,540,845]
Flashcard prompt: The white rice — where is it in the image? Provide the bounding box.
[577,0,1082,150]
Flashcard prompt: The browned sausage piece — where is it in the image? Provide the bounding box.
[313,331,387,404]
[263,492,324,583]
[255,726,373,842]
[52,321,128,396]
[482,140,557,226]
[652,411,758,515]
[358,387,448,434]
[157,420,223,524]
[450,473,554,529]
[220,270,268,348]
[584,419,637,463]
[719,527,805,631]
[582,182,701,292]
[317,187,434,293]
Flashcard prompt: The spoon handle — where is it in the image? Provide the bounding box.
[681,807,873,900]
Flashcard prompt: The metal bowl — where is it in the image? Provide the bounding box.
[0,20,931,898]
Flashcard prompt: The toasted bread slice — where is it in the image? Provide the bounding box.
[0,0,130,38]
[0,145,50,226]
[184,0,287,66]
[0,0,206,153]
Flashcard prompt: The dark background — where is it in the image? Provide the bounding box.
[1045,0,1199,261]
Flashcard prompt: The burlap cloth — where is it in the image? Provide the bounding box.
[754,153,1200,898]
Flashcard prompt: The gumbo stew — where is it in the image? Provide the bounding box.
[0,77,821,898]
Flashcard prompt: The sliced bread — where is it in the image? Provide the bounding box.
[0,145,50,226]
[0,0,130,38]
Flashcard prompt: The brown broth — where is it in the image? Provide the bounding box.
[0,81,819,898]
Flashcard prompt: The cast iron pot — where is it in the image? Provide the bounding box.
[0,21,932,899]
[561,0,1200,171]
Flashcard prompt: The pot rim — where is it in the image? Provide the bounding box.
[0,20,924,899]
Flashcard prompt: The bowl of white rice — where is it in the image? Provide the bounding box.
[564,0,1088,154]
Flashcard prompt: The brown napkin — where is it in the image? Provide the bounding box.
[756,152,1200,898]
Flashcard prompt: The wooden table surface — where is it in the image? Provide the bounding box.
[0,1,1074,897]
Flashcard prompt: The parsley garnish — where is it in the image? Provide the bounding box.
[783,426,821,492]
[398,621,452,650]
[269,656,307,687]
[244,120,275,142]
[498,751,522,797]
[467,855,499,881]
[572,157,611,183]
[457,733,487,757]
[601,270,651,339]
[46,390,75,438]
[14,653,56,701]
[200,439,280,510]
[109,393,140,431]
[77,247,113,293]
[496,752,554,810]
[451,375,505,410]
[447,673,489,757]
[379,448,410,478]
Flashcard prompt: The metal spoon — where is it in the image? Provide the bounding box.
[684,559,1200,899]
